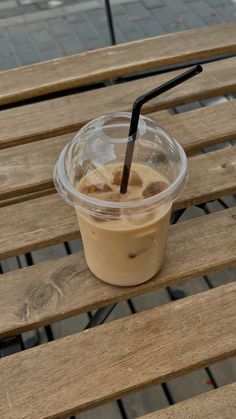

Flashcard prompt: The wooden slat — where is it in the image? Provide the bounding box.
[0,57,236,149]
[0,132,71,201]
[138,383,236,419]
[0,23,235,106]
[151,100,236,154]
[0,284,236,419]
[0,207,235,339]
[1,101,236,202]
[0,146,235,259]
[0,187,55,208]
[174,145,236,210]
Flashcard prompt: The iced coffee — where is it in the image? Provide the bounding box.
[76,163,171,286]
[54,112,188,287]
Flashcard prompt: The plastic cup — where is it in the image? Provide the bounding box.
[54,112,187,286]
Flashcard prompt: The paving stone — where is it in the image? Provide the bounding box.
[183,0,204,2]
[188,1,217,18]
[0,37,14,57]
[19,0,46,4]
[0,54,19,70]
[124,29,147,41]
[206,0,229,5]
[203,14,225,24]
[39,48,62,61]
[84,7,107,23]
[0,1,17,11]
[181,10,205,28]
[6,26,28,44]
[84,9,110,41]
[214,4,236,21]
[24,8,64,22]
[174,101,201,113]
[0,4,38,18]
[0,15,25,27]
[66,11,88,23]
[113,13,141,33]
[164,0,190,12]
[32,30,59,51]
[142,0,164,8]
[164,21,188,32]
[204,141,231,153]
[84,7,108,33]
[47,17,72,36]
[152,6,182,26]
[138,18,165,36]
[14,42,41,65]
[70,20,99,42]
[113,26,127,43]
[62,0,79,5]
[86,25,110,44]
[37,1,64,11]
[110,0,145,5]
[124,2,152,19]
[200,96,228,106]
[25,21,47,32]
[57,33,84,54]
[108,5,126,15]
[85,37,109,50]
[0,29,6,38]
[63,1,101,14]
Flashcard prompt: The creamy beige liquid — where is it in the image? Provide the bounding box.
[76,163,171,286]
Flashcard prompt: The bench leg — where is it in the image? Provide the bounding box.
[104,0,116,45]
[85,304,116,329]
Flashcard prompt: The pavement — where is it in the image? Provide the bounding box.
[0,0,235,71]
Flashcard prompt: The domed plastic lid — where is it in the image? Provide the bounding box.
[53,112,187,210]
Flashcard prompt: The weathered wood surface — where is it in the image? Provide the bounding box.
[0,207,235,339]
[0,23,235,106]
[132,275,215,406]
[175,146,236,209]
[0,283,235,419]
[138,382,236,419]
[0,57,235,149]
[151,100,236,154]
[121,279,213,416]
[1,101,235,203]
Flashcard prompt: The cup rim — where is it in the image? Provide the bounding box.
[54,120,188,209]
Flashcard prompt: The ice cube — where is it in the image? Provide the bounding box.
[80,183,112,194]
[112,169,143,186]
[142,181,168,198]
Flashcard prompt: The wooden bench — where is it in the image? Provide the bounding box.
[0,23,236,419]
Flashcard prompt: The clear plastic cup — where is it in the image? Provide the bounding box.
[54,112,187,286]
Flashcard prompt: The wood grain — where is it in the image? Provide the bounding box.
[0,132,71,201]
[0,283,236,419]
[138,383,236,419]
[0,146,235,259]
[1,101,236,202]
[0,23,235,106]
[150,100,236,154]
[0,207,235,339]
[0,57,236,149]
[0,193,76,259]
[175,145,236,210]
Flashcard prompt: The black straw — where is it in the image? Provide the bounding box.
[120,64,203,194]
